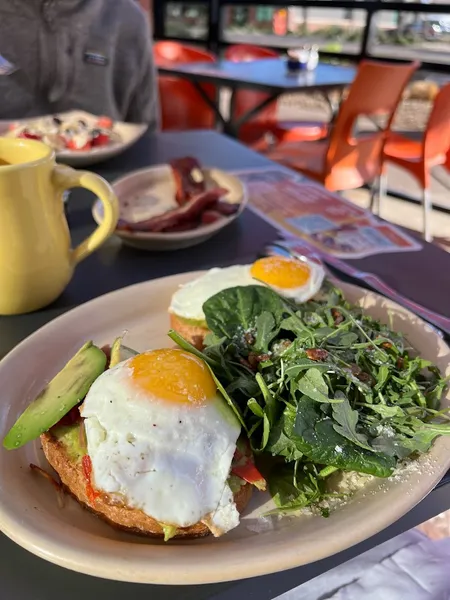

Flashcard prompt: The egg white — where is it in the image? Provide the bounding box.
[169,265,261,322]
[80,361,241,534]
[169,260,325,322]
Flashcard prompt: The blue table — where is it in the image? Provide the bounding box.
[158,59,356,135]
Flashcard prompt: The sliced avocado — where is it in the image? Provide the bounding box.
[3,342,106,450]
[51,422,86,462]
[177,315,207,329]
[159,523,178,542]
[110,335,138,368]
[227,474,245,494]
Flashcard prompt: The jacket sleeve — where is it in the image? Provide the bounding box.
[125,16,161,129]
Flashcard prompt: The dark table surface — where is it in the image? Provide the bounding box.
[158,59,356,93]
[1,130,450,600]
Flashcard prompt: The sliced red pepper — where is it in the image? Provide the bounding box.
[82,455,100,505]
[231,438,266,491]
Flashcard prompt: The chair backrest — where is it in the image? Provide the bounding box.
[154,42,216,131]
[423,83,450,163]
[224,44,278,62]
[154,41,216,65]
[325,60,419,183]
[223,44,279,123]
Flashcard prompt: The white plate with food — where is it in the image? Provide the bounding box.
[0,110,147,167]
[0,257,449,585]
[92,158,246,251]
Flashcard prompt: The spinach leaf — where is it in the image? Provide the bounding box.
[203,285,285,339]
[268,462,325,514]
[226,374,260,398]
[371,434,412,459]
[398,422,450,454]
[365,404,404,418]
[254,311,278,352]
[330,332,359,347]
[267,409,304,461]
[296,368,337,404]
[332,393,375,452]
[294,398,395,477]
[254,373,279,451]
[374,365,390,391]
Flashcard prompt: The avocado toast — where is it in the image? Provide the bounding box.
[3,338,259,541]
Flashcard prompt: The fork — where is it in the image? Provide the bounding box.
[268,239,450,339]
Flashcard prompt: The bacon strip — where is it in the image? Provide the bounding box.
[170,157,206,205]
[117,187,228,233]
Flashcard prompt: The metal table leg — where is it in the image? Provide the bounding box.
[192,82,280,139]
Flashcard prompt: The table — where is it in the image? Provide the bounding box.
[158,59,356,136]
[1,130,449,600]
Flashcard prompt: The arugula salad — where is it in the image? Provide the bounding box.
[170,282,450,515]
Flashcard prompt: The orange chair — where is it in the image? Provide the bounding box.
[380,83,450,241]
[224,44,328,150]
[154,42,217,130]
[266,60,419,192]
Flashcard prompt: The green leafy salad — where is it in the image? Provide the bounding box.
[170,281,450,516]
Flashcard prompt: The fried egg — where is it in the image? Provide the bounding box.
[169,256,325,322]
[80,349,241,535]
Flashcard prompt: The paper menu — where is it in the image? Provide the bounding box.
[234,167,421,259]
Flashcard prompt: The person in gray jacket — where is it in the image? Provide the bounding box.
[0,0,160,127]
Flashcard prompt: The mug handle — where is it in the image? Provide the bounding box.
[52,165,119,265]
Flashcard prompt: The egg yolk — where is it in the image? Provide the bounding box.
[129,349,216,406]
[250,256,310,289]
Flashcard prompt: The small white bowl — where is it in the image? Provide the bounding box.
[92,165,247,251]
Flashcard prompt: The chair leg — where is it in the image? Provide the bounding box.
[422,187,432,243]
[369,179,378,213]
[370,172,387,215]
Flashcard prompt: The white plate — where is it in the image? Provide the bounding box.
[0,110,147,167]
[92,165,247,251]
[0,272,449,584]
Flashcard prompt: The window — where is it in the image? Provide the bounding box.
[369,10,450,64]
[164,2,209,40]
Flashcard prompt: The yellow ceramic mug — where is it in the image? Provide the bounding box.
[0,137,119,315]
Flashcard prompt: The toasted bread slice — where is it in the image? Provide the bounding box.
[41,431,252,539]
[169,313,210,350]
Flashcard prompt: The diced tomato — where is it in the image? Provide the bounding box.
[66,139,92,151]
[231,438,266,491]
[91,133,110,147]
[97,116,113,129]
[82,455,100,505]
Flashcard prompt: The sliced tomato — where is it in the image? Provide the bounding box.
[231,438,266,491]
